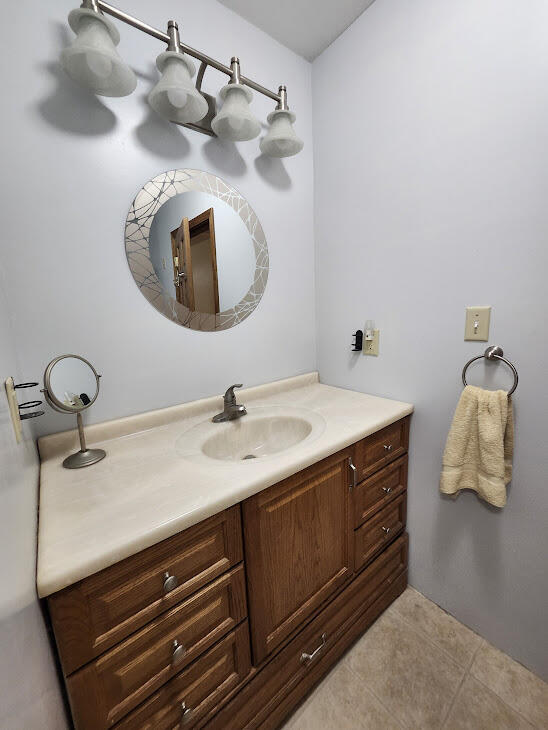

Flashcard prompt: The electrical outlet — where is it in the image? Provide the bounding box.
[464,306,491,341]
[363,329,380,356]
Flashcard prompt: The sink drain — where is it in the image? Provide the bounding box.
[242,454,257,460]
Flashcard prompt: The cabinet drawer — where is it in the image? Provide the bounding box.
[114,622,251,730]
[49,506,243,674]
[354,416,410,481]
[207,534,408,730]
[355,492,406,571]
[67,565,247,729]
[353,455,408,528]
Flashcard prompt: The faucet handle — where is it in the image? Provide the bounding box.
[224,384,243,404]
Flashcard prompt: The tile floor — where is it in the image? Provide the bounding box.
[282,587,548,730]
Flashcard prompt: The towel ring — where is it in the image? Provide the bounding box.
[462,345,518,396]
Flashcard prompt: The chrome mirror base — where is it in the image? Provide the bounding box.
[63,447,106,469]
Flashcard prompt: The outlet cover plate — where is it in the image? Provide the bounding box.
[464,306,491,341]
[363,329,380,356]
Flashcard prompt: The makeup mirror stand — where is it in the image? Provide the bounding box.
[64,411,106,469]
[42,354,106,469]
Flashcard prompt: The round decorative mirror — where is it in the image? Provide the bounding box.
[42,355,106,469]
[125,169,269,331]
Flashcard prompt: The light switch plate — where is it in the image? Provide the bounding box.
[464,306,491,341]
[363,329,380,356]
[4,376,22,443]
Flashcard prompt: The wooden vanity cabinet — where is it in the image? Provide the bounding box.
[46,416,410,730]
[243,449,354,664]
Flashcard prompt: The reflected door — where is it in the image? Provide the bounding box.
[171,208,219,314]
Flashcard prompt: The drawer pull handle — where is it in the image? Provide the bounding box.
[381,526,391,534]
[181,701,193,723]
[300,632,327,664]
[163,572,178,594]
[348,457,357,489]
[384,444,393,452]
[382,486,392,494]
[172,639,186,665]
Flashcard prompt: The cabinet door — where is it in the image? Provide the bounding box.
[243,450,354,664]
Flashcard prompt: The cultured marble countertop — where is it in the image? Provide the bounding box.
[37,373,413,597]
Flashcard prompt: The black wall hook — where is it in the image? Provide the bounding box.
[351,330,363,352]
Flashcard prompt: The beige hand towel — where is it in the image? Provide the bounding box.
[440,385,513,508]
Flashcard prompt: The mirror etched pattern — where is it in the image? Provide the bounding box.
[125,169,268,331]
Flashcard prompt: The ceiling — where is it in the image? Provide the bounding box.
[218,0,377,61]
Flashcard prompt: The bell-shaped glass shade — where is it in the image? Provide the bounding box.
[260,109,304,158]
[148,51,208,124]
[61,8,137,97]
[211,83,260,141]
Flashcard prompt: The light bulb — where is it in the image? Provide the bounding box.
[211,83,260,141]
[61,7,137,97]
[166,88,188,109]
[85,52,112,79]
[260,108,303,158]
[228,115,245,132]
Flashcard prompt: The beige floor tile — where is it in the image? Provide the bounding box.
[470,642,548,728]
[444,675,534,730]
[391,587,482,668]
[345,608,464,729]
[282,661,402,730]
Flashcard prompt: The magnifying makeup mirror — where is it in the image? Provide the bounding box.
[42,354,106,469]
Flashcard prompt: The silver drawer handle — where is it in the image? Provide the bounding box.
[172,639,186,665]
[384,444,393,452]
[163,571,178,594]
[381,526,391,534]
[382,486,392,494]
[300,633,327,664]
[348,457,357,489]
[181,701,193,723]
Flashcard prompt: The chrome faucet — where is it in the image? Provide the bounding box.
[212,384,247,423]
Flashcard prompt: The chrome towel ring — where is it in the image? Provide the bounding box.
[462,345,518,396]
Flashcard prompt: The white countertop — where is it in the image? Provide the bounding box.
[37,373,413,598]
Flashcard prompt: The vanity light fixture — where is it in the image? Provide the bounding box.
[148,21,208,124]
[61,0,137,97]
[60,0,303,156]
[211,58,261,141]
[260,86,304,158]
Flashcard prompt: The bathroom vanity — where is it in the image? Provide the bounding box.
[37,373,412,729]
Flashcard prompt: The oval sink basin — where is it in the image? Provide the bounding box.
[176,406,326,463]
[202,415,312,461]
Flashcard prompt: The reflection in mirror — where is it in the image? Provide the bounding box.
[48,356,99,411]
[149,192,256,316]
[125,169,268,331]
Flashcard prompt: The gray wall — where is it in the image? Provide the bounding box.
[0,266,67,728]
[2,0,315,438]
[313,0,548,678]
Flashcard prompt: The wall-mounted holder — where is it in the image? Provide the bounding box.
[4,378,45,443]
[351,330,363,352]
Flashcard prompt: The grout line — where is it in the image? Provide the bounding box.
[470,673,541,729]
[343,659,408,729]
[440,640,484,729]
[388,604,474,672]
